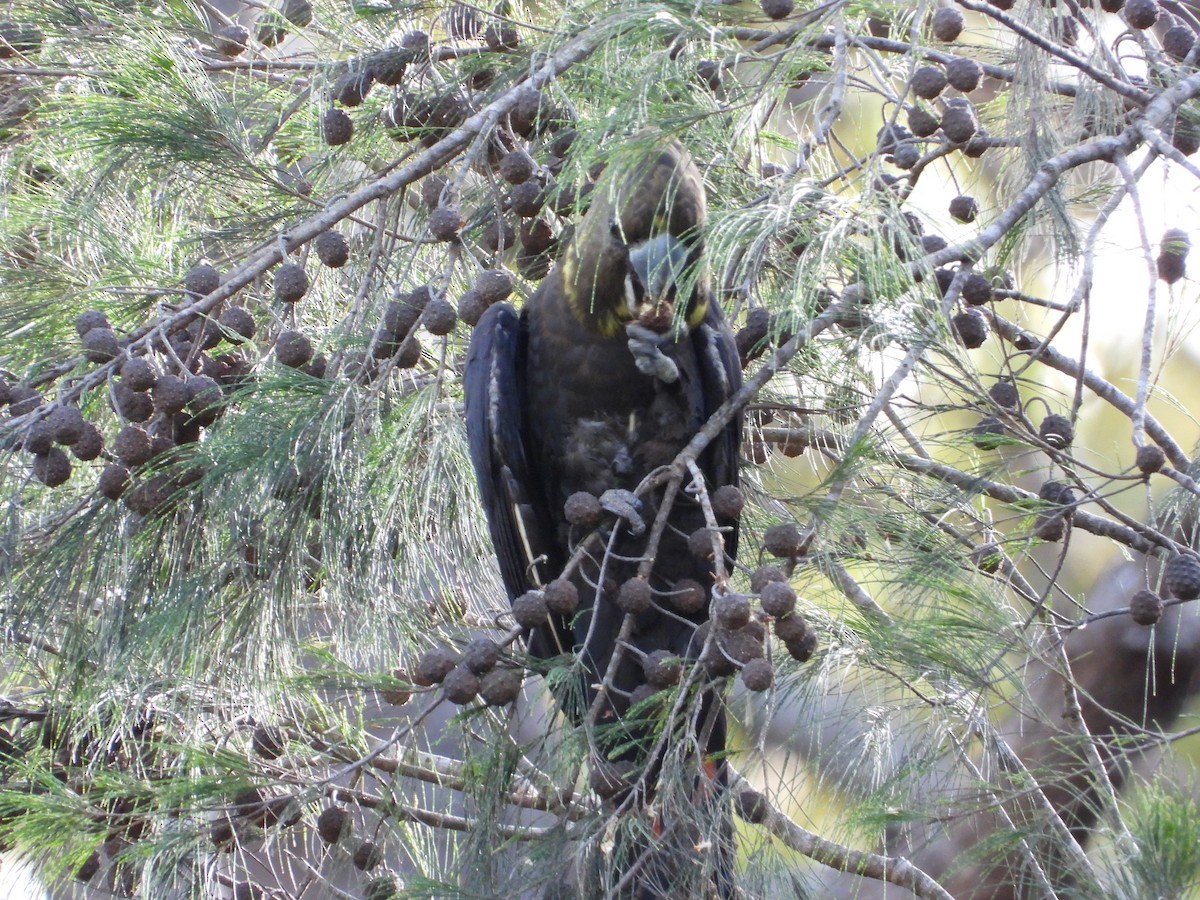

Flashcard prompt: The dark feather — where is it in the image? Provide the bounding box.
[464,303,570,660]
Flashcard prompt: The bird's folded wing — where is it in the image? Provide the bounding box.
[693,300,743,560]
[466,302,548,596]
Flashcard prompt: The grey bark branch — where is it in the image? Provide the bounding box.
[728,768,955,900]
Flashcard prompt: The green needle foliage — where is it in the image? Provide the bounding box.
[0,0,1198,897]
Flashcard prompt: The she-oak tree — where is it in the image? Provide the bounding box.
[0,0,1198,897]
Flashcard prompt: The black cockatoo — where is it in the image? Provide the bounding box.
[465,134,742,898]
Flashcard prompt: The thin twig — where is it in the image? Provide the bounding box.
[728,768,955,900]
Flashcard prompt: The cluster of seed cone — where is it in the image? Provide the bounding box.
[864,0,1197,427]
[966,0,1200,128]
[411,637,524,707]
[516,489,820,723]
[0,705,173,892]
[3,207,461,510]
[206,789,399,900]
[226,1,602,358]
[877,7,993,178]
[1125,555,1200,628]
[1,291,245,511]
[171,715,404,900]
[411,103,583,322]
[729,9,1023,384]
[22,702,390,896]
[401,488,822,780]
[294,0,582,213]
[967,369,1080,460]
[38,705,362,894]
[312,805,400,900]
[2,0,592,496]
